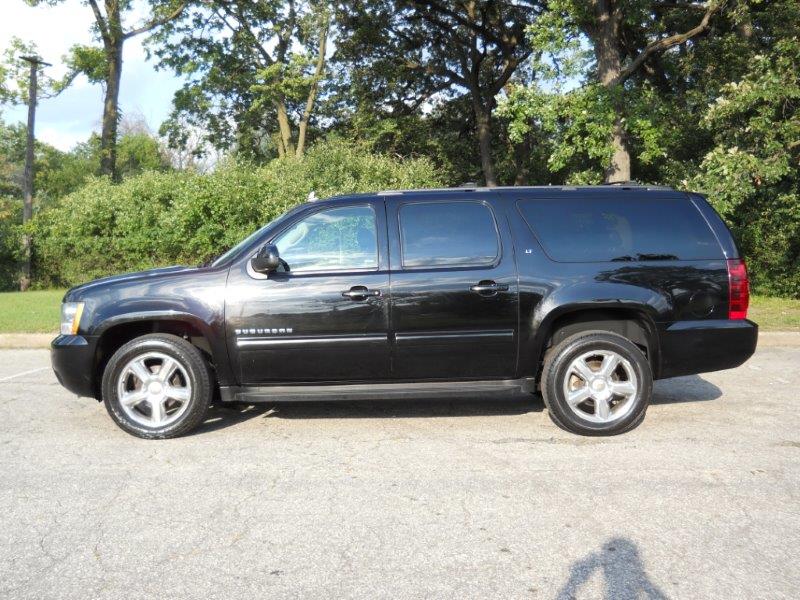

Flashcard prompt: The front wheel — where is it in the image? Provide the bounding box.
[102,334,213,439]
[541,331,653,436]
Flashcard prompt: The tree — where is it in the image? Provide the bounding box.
[1,38,67,289]
[590,0,721,181]
[151,0,331,161]
[0,37,66,105]
[336,1,539,186]
[24,0,187,180]
[502,0,723,182]
[692,36,800,296]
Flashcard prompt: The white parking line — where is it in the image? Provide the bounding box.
[0,367,50,383]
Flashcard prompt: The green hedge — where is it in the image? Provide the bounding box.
[0,198,20,290]
[30,140,442,287]
[727,190,800,299]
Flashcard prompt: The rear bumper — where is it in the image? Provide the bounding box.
[657,319,758,379]
[51,335,97,398]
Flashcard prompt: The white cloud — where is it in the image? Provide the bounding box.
[37,125,89,150]
[1,0,183,151]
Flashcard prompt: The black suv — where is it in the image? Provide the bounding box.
[51,185,757,439]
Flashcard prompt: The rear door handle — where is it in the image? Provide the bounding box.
[470,281,509,295]
[342,286,381,300]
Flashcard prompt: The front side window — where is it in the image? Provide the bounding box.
[273,205,378,272]
[399,201,500,268]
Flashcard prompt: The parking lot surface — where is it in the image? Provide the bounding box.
[1,346,799,599]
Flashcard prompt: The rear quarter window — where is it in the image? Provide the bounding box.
[516,195,722,262]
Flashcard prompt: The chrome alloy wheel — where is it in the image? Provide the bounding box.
[116,352,192,427]
[562,349,638,424]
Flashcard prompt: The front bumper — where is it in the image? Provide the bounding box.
[51,334,97,398]
[657,319,758,379]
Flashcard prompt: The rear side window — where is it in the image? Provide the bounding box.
[517,195,721,262]
[399,201,499,268]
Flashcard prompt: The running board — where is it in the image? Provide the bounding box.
[220,378,536,403]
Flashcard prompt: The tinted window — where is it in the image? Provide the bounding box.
[400,201,499,268]
[273,205,377,272]
[517,195,722,262]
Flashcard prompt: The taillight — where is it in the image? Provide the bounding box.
[727,258,749,320]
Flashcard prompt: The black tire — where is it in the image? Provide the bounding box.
[102,334,213,439]
[541,330,652,436]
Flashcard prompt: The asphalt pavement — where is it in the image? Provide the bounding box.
[1,346,798,599]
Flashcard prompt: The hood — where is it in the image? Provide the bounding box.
[64,265,198,301]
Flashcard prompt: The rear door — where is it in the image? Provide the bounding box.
[387,193,519,380]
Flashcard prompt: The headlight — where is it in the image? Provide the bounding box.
[60,302,85,336]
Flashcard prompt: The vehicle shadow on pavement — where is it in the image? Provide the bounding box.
[651,375,722,405]
[194,395,544,433]
[556,537,668,599]
[194,375,722,433]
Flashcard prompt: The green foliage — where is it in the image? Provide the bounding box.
[116,132,170,174]
[151,0,331,160]
[692,37,800,297]
[0,122,170,207]
[501,83,672,184]
[63,45,107,84]
[0,37,72,105]
[29,140,442,287]
[0,198,21,290]
[0,123,173,290]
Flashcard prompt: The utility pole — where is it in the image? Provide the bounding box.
[19,56,50,292]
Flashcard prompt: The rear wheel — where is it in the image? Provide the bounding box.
[541,331,652,436]
[102,334,212,439]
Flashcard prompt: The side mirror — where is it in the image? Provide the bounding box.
[251,244,282,274]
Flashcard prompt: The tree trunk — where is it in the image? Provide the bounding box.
[730,0,752,39]
[100,40,123,181]
[512,137,530,186]
[275,99,295,158]
[607,117,630,183]
[297,18,329,159]
[20,61,38,292]
[591,0,631,183]
[472,97,497,187]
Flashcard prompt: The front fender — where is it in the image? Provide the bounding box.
[93,308,231,382]
[74,266,232,385]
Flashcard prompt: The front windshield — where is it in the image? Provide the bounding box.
[208,212,292,268]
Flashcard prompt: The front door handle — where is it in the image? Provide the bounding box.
[342,286,381,300]
[470,281,509,296]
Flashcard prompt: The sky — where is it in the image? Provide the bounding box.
[1,0,184,151]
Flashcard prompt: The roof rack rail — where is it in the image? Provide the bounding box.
[373,183,676,195]
[601,180,674,191]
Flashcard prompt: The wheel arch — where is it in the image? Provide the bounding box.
[532,305,661,380]
[92,313,223,400]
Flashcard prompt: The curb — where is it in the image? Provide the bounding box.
[0,333,55,349]
[1,331,799,350]
[756,331,800,347]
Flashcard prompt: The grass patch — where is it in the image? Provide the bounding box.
[749,295,800,332]
[0,289,65,333]
[0,289,797,334]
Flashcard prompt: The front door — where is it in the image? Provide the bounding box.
[387,194,519,380]
[226,200,390,384]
